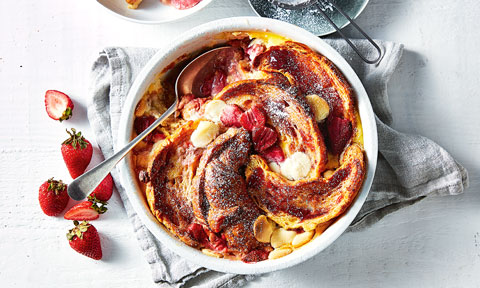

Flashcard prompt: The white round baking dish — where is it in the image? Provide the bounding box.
[117,16,377,275]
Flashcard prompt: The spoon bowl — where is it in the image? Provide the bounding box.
[67,47,233,201]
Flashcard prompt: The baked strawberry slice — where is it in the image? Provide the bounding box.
[61,128,93,179]
[45,90,74,121]
[64,196,107,221]
[220,104,243,127]
[67,221,102,260]
[252,126,278,152]
[134,116,165,144]
[327,116,353,154]
[261,145,285,163]
[240,106,265,131]
[89,174,114,201]
[38,178,69,216]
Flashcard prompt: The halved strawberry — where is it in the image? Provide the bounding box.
[64,196,107,221]
[220,104,243,127]
[252,126,277,152]
[240,106,265,131]
[45,90,74,121]
[327,116,353,154]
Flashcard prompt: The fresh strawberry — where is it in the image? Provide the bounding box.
[261,145,285,163]
[61,128,93,179]
[67,221,102,260]
[64,196,107,221]
[89,174,114,201]
[220,104,243,127]
[239,106,265,131]
[38,178,69,216]
[45,90,74,121]
[327,116,353,154]
[252,126,277,152]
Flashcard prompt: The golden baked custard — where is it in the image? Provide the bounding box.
[131,32,366,262]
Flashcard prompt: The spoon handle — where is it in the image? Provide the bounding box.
[316,1,383,64]
[67,103,177,201]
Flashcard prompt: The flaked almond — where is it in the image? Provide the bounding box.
[306,94,330,122]
[280,152,312,180]
[253,215,274,243]
[202,249,223,258]
[190,121,219,148]
[323,169,335,179]
[292,230,314,248]
[204,100,227,122]
[271,227,297,248]
[269,162,282,174]
[268,246,293,260]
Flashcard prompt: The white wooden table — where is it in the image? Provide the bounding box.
[1,0,479,287]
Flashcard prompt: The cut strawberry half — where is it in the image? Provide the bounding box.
[220,104,243,127]
[240,106,265,131]
[45,90,74,121]
[252,126,277,152]
[327,116,353,154]
[64,198,107,221]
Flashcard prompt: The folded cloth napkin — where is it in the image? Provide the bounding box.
[87,39,468,287]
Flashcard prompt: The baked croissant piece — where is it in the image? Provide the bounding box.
[136,35,366,261]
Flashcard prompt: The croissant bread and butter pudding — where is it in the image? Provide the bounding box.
[131,32,366,263]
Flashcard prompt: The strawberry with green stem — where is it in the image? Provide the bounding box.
[38,178,70,216]
[61,128,93,179]
[67,220,102,260]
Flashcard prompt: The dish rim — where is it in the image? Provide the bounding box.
[117,16,377,275]
[95,0,215,25]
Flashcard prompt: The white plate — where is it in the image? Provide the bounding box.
[96,0,214,24]
[117,17,378,274]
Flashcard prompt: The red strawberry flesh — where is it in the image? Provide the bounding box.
[252,126,277,152]
[261,145,285,163]
[240,106,265,131]
[327,116,353,154]
[64,201,100,221]
[220,104,243,127]
[134,116,164,144]
[45,90,74,121]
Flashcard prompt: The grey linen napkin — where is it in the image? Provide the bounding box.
[87,40,468,287]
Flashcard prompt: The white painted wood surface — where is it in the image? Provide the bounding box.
[1,0,479,287]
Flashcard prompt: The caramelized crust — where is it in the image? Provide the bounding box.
[191,128,268,256]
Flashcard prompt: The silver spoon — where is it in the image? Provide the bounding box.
[67,47,235,201]
[269,0,382,64]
